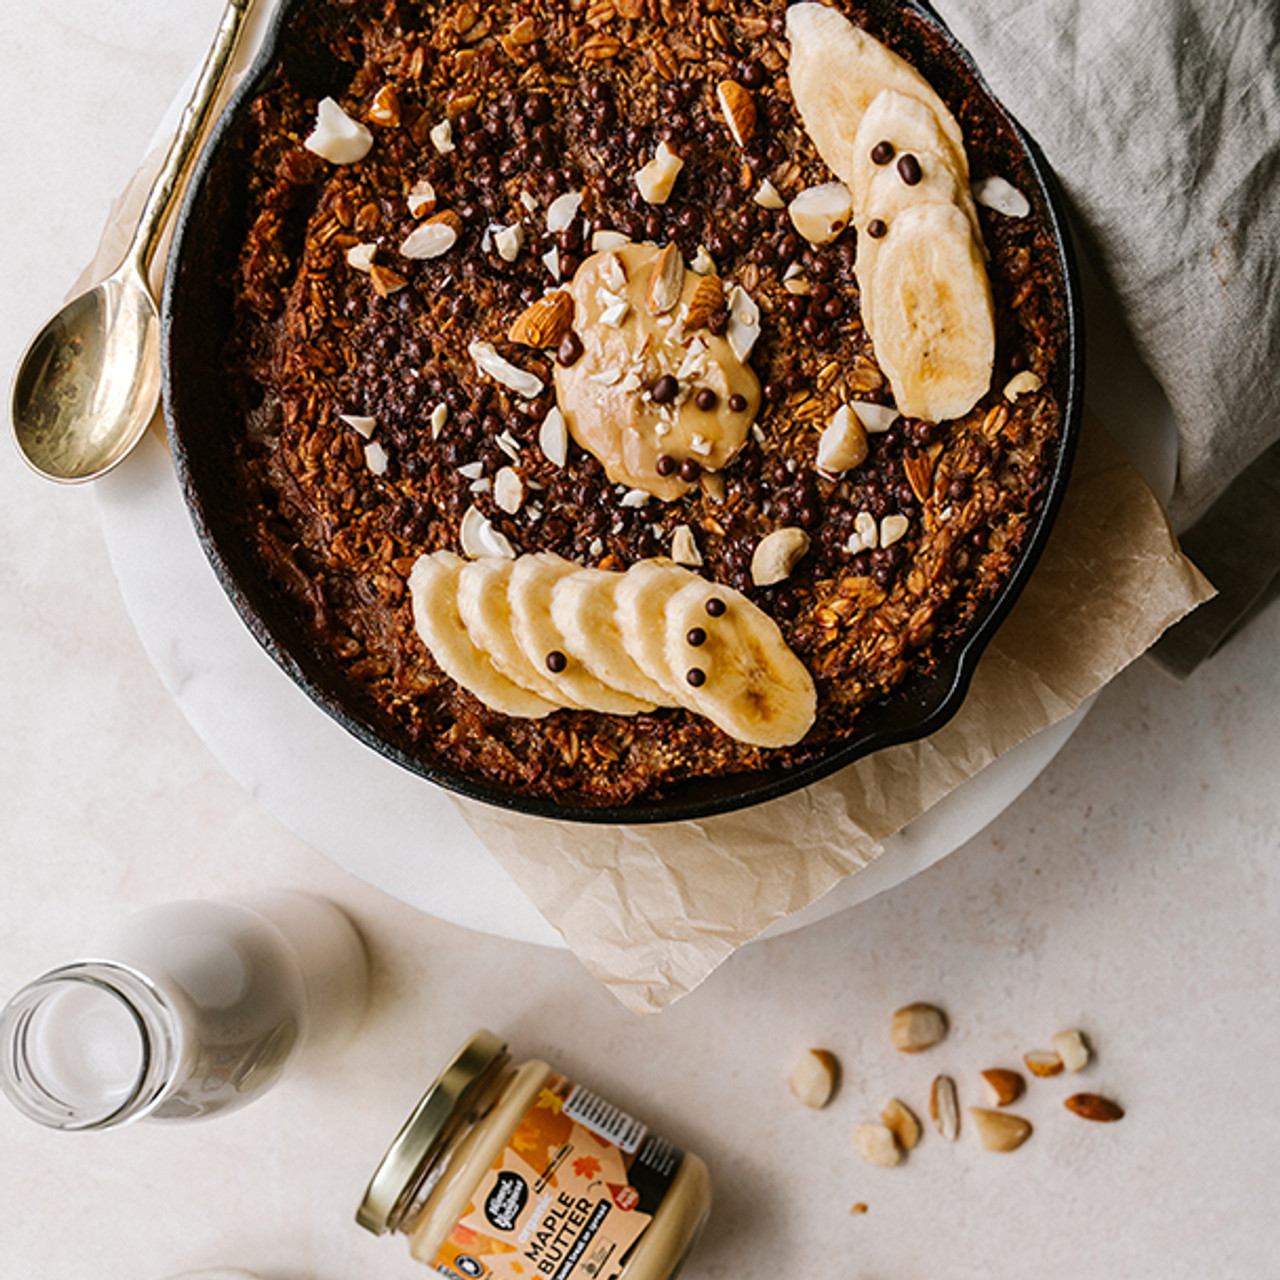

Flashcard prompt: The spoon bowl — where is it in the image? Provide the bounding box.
[11,264,160,483]
[8,0,251,484]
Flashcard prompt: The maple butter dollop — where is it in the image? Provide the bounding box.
[555,242,760,500]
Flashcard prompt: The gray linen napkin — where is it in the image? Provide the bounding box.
[935,0,1280,670]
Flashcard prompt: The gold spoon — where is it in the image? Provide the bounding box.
[10,0,254,483]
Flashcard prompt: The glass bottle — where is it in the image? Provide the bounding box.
[0,890,368,1130]
[358,1030,712,1280]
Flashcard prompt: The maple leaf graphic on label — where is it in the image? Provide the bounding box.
[573,1155,602,1180]
[608,1184,641,1212]
[536,1087,565,1115]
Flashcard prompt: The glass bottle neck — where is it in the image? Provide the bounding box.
[0,962,181,1130]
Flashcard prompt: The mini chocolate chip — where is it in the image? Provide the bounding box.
[546,650,567,673]
[556,330,584,367]
[686,667,707,687]
[695,388,718,411]
[686,626,707,647]
[871,139,895,165]
[705,596,726,617]
[897,153,922,185]
[678,457,701,482]
[728,393,748,413]
[652,374,679,404]
[867,218,888,239]
[656,454,676,477]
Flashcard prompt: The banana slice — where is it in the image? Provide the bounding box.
[407,552,558,718]
[786,3,967,189]
[509,554,656,715]
[850,89,979,237]
[551,568,677,707]
[615,560,703,708]
[863,201,995,422]
[661,578,816,748]
[456,556,576,705]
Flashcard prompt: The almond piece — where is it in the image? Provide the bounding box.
[646,243,685,315]
[980,1068,1025,1108]
[400,210,462,260]
[1064,1093,1124,1122]
[817,404,869,474]
[970,1108,1033,1152]
[366,84,401,128]
[684,275,725,331]
[902,450,934,503]
[670,524,702,566]
[788,1048,839,1110]
[751,528,810,587]
[854,1123,903,1168]
[406,178,438,217]
[1003,369,1043,399]
[634,141,684,205]
[1023,1049,1064,1078]
[369,263,408,297]
[508,290,575,348]
[788,182,853,246]
[880,1098,922,1151]
[930,1074,960,1141]
[880,514,910,549]
[717,79,757,147]
[890,1002,948,1053]
[1052,1029,1092,1073]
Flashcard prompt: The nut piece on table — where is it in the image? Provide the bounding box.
[787,1047,839,1109]
[1052,1028,1092,1073]
[929,1074,960,1141]
[854,1123,903,1168]
[980,1068,1025,1108]
[890,1002,948,1053]
[1064,1093,1125,1123]
[969,1107,1033,1152]
[1023,1049,1065,1078]
[880,1097,922,1150]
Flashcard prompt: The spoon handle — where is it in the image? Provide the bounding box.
[127,0,255,280]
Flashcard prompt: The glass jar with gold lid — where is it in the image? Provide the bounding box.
[357,1030,711,1280]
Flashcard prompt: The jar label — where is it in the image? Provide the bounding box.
[431,1073,683,1280]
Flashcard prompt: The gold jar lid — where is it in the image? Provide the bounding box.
[356,1029,509,1235]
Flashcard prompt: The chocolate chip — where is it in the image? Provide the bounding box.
[704,596,726,617]
[695,388,718,411]
[656,454,676,476]
[871,139,896,165]
[728,393,748,413]
[686,667,707,687]
[556,330,584,367]
[652,374,679,404]
[897,153,922,185]
[545,650,567,673]
[678,457,701,482]
[867,219,888,239]
[686,626,707,647]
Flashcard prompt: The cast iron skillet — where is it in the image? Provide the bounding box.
[163,0,1084,824]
